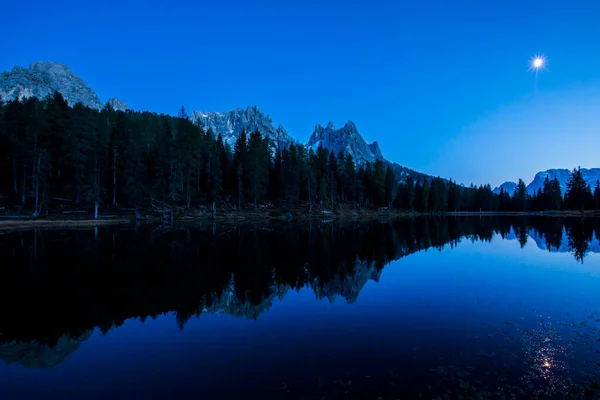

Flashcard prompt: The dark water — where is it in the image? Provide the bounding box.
[0,217,599,399]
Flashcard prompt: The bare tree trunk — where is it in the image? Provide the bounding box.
[307,175,312,211]
[112,145,117,205]
[12,150,17,193]
[31,133,37,195]
[238,177,242,210]
[94,164,100,219]
[33,150,42,217]
[197,161,200,192]
[22,164,26,204]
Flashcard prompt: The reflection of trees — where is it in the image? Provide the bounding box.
[0,331,92,369]
[565,219,594,263]
[514,217,529,248]
[542,219,564,252]
[0,216,597,348]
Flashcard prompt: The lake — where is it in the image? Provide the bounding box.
[0,217,599,399]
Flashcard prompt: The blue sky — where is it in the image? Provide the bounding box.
[2,0,600,186]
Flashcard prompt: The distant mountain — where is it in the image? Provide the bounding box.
[526,168,600,195]
[189,106,295,153]
[307,121,383,164]
[495,168,600,197]
[306,120,436,182]
[311,259,382,304]
[492,181,517,195]
[107,97,128,112]
[504,229,600,254]
[190,109,434,182]
[0,62,127,111]
[1,61,436,183]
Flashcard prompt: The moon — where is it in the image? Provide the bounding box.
[529,54,547,72]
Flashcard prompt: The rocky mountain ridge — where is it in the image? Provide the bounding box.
[1,61,434,183]
[9,61,595,187]
[494,168,600,196]
[189,106,295,152]
[307,120,383,163]
[492,181,518,195]
[0,61,127,111]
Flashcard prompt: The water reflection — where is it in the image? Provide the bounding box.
[0,217,598,342]
[0,217,598,399]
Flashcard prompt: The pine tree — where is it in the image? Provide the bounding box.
[362,163,373,206]
[405,176,415,211]
[549,177,562,210]
[384,166,396,208]
[0,99,9,193]
[205,129,223,201]
[67,103,95,204]
[335,150,345,201]
[246,130,270,206]
[328,151,338,209]
[282,144,300,202]
[512,179,527,211]
[447,179,462,212]
[315,145,329,205]
[342,153,355,202]
[233,129,248,208]
[306,148,317,207]
[372,159,386,207]
[565,167,588,211]
[542,175,551,210]
[420,179,430,212]
[594,180,600,210]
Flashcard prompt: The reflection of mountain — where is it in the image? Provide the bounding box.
[202,282,290,321]
[0,331,92,369]
[503,228,600,253]
[0,217,598,367]
[311,259,382,304]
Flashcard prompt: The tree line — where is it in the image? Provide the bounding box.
[1,93,598,216]
[499,170,600,212]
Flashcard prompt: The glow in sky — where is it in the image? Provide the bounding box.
[529,54,547,72]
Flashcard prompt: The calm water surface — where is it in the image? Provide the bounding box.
[0,217,599,399]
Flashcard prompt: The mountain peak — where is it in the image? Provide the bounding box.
[189,105,294,152]
[307,120,384,164]
[29,61,72,74]
[492,181,518,195]
[368,141,383,159]
[525,168,600,195]
[343,121,358,132]
[0,61,114,110]
[0,61,438,186]
[107,98,128,111]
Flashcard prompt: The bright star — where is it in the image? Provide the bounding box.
[529,54,547,72]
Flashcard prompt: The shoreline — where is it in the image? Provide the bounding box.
[0,209,598,231]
